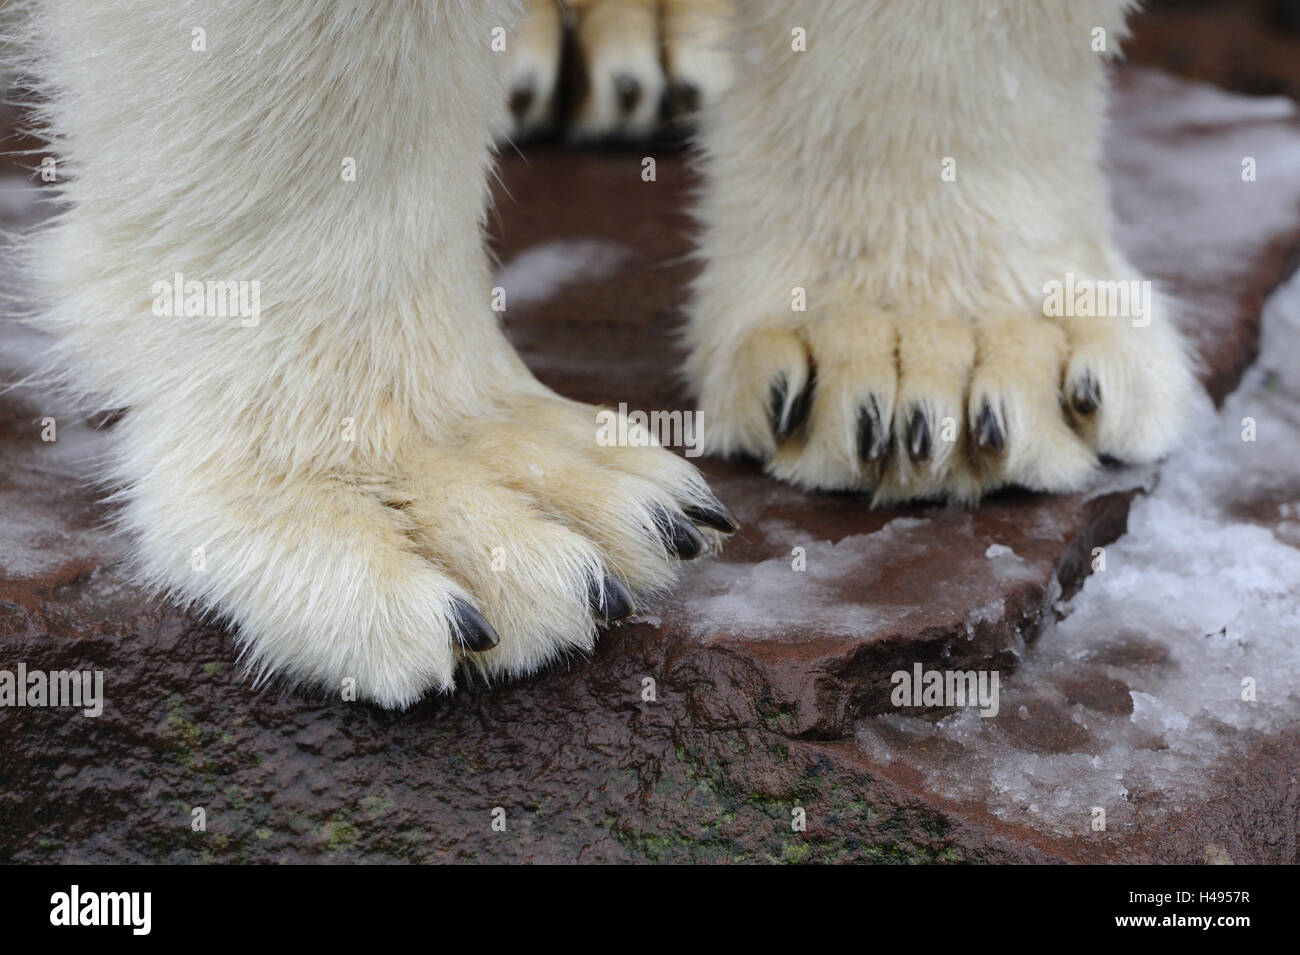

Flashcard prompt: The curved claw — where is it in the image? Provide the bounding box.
[655,508,705,559]
[1070,373,1101,416]
[975,401,1005,453]
[906,406,932,463]
[590,574,635,624]
[683,498,739,534]
[450,598,500,652]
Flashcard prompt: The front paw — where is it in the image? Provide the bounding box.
[126,394,734,707]
[690,300,1194,504]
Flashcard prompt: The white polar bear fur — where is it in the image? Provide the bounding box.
[9,0,1195,705]
[13,0,724,707]
[686,0,1195,501]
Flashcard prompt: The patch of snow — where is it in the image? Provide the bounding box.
[963,598,1005,640]
[676,517,942,639]
[677,532,907,638]
[857,268,1300,834]
[492,239,632,310]
[1112,74,1300,305]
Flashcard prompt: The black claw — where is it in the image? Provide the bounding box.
[907,407,932,462]
[509,83,536,123]
[856,397,887,463]
[590,574,635,624]
[669,81,701,118]
[768,369,815,443]
[790,369,815,435]
[975,401,1005,453]
[449,598,500,652]
[683,498,740,534]
[657,509,706,560]
[615,73,642,115]
[768,375,789,439]
[1071,374,1101,416]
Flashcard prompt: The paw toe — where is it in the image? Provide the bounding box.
[1063,316,1197,464]
[502,0,564,140]
[572,0,665,139]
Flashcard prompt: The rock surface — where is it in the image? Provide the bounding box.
[1,68,1299,863]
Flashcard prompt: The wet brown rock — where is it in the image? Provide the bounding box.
[1059,675,1137,716]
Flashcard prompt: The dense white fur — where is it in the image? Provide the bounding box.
[12,0,1197,705]
[686,0,1195,502]
[15,0,721,707]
